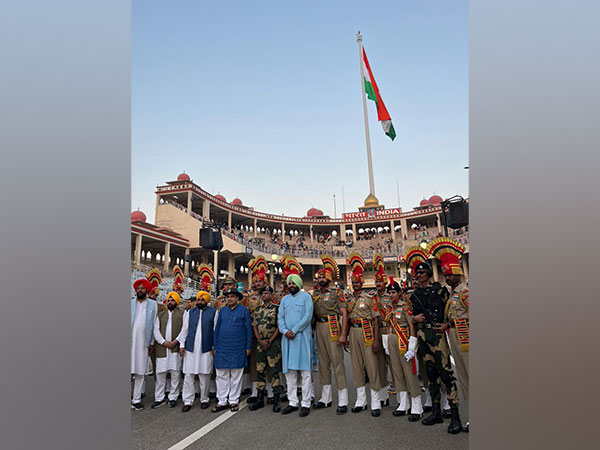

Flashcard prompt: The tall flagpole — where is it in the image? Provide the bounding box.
[357,31,376,197]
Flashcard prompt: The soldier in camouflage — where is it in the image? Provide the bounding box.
[249,286,282,412]
[410,261,463,434]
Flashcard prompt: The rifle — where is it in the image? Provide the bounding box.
[410,289,440,328]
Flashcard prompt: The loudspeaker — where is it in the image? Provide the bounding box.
[446,201,469,229]
[199,228,223,250]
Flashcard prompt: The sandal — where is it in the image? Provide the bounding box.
[230,404,239,412]
[212,404,228,413]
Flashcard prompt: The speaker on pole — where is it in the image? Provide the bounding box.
[447,201,469,229]
[199,228,224,250]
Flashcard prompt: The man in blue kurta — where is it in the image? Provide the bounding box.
[212,288,252,412]
[278,274,314,417]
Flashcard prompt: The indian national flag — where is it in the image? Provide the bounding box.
[362,48,396,141]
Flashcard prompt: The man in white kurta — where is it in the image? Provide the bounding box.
[178,291,219,412]
[152,292,185,408]
[131,279,157,410]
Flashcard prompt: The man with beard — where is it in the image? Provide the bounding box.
[151,291,185,409]
[312,255,349,414]
[212,289,253,413]
[131,279,158,410]
[405,245,463,434]
[177,290,218,412]
[249,286,282,412]
[428,237,470,432]
[279,274,314,417]
[345,253,381,417]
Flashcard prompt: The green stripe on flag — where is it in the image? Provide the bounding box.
[364,78,377,103]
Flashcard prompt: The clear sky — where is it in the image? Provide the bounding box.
[132,0,468,222]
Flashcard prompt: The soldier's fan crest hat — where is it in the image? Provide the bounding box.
[426,237,465,276]
[318,254,339,281]
[347,252,366,283]
[373,253,388,284]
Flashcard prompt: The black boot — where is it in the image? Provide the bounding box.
[422,403,443,426]
[272,392,281,413]
[447,406,463,434]
[249,390,265,411]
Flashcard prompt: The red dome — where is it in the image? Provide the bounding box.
[419,198,430,206]
[131,210,146,222]
[232,198,242,206]
[177,172,190,181]
[428,195,443,205]
[214,194,226,202]
[307,208,324,217]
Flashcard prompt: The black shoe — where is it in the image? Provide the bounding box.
[131,403,144,411]
[371,409,381,417]
[241,388,252,396]
[151,399,166,409]
[380,399,390,407]
[422,403,443,426]
[423,405,433,413]
[351,406,366,413]
[462,421,469,433]
[336,405,348,415]
[392,409,407,417]
[249,390,265,411]
[299,407,310,417]
[208,392,217,399]
[442,408,452,419]
[266,397,273,405]
[181,405,191,413]
[281,405,298,415]
[247,396,257,404]
[280,394,288,402]
[312,401,332,409]
[447,406,463,434]
[272,393,281,413]
[168,400,177,408]
[408,413,422,422]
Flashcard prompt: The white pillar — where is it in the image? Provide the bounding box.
[213,250,219,277]
[163,242,171,272]
[228,211,232,229]
[134,234,142,268]
[203,201,210,220]
[431,258,439,282]
[254,218,258,237]
[184,248,190,276]
[352,223,357,238]
[310,225,314,244]
[281,223,286,243]
[187,192,192,214]
[390,220,396,241]
[269,265,274,288]
[228,254,235,278]
[339,224,345,241]
[437,214,443,233]
[400,218,408,239]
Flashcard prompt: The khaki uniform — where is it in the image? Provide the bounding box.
[372,291,392,391]
[386,302,421,398]
[446,281,469,401]
[347,291,381,390]
[312,286,347,389]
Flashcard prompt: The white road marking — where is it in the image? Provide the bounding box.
[165,403,248,450]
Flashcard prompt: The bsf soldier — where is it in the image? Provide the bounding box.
[249,286,282,412]
[371,253,391,408]
[405,246,463,434]
[346,253,382,417]
[311,255,349,414]
[244,257,267,402]
[428,238,470,432]
[383,279,423,421]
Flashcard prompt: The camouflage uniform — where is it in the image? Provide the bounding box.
[410,282,459,408]
[242,292,263,382]
[445,281,469,401]
[252,302,282,393]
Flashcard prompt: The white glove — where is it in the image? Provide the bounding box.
[404,350,415,362]
[408,336,418,354]
[381,334,390,355]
